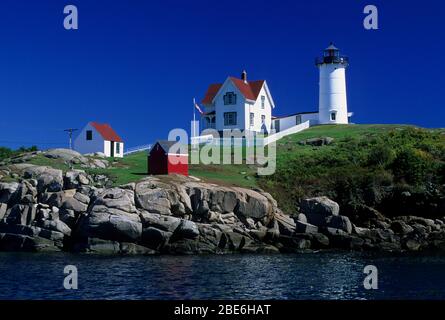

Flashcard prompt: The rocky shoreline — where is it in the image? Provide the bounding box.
[1,149,445,255]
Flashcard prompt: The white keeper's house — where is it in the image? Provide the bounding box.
[73,122,124,158]
[200,70,274,134]
[198,43,352,137]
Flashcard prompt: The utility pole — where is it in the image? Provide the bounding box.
[64,128,78,150]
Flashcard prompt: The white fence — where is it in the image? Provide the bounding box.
[190,121,310,147]
[262,121,310,146]
[124,144,152,156]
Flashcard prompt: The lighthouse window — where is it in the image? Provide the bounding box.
[330,112,337,121]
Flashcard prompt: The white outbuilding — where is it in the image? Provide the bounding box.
[73,122,124,158]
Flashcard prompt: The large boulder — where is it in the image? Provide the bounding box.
[326,215,353,234]
[141,227,172,250]
[391,220,414,235]
[6,204,36,226]
[300,197,339,226]
[38,219,71,236]
[76,188,142,242]
[140,211,181,232]
[61,197,88,213]
[135,178,192,216]
[0,182,19,204]
[173,220,199,239]
[64,170,90,189]
[0,233,60,252]
[44,149,88,164]
[299,197,353,233]
[21,166,64,193]
[73,237,155,255]
[185,182,276,220]
[275,212,296,236]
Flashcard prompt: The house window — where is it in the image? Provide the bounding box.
[86,130,93,141]
[224,112,237,126]
[296,115,302,125]
[223,92,237,105]
[116,143,120,154]
[261,95,265,109]
[250,113,254,126]
[261,115,266,124]
[330,112,337,121]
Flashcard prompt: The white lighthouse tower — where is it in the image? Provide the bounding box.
[316,43,350,124]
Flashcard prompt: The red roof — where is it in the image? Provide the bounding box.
[90,122,123,142]
[201,77,265,105]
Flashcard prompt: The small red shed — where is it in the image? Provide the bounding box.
[148,140,189,176]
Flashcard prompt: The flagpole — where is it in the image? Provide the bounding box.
[192,98,196,148]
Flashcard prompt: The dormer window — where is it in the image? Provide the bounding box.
[86,130,93,141]
[261,95,265,109]
[223,92,237,105]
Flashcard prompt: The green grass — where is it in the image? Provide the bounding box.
[84,152,149,186]
[28,154,72,171]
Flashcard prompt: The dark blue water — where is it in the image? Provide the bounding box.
[1,251,444,300]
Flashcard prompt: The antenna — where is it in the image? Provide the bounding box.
[64,128,78,150]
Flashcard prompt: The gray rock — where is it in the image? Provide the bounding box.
[326,215,352,234]
[44,149,88,164]
[59,208,76,227]
[301,196,339,226]
[299,137,334,146]
[79,212,142,242]
[40,191,66,207]
[37,172,63,193]
[391,220,414,234]
[0,203,7,220]
[0,182,19,203]
[295,220,319,234]
[74,192,90,204]
[174,220,199,239]
[74,238,120,254]
[275,212,296,236]
[296,213,307,223]
[141,227,172,250]
[135,181,173,215]
[119,242,156,255]
[62,197,88,213]
[39,219,71,236]
[140,212,181,232]
[241,244,280,254]
[404,239,422,251]
[6,204,36,226]
[93,188,137,214]
[0,233,60,252]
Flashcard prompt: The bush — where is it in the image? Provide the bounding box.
[391,148,431,185]
[367,144,395,167]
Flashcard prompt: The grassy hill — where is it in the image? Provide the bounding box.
[107,124,445,218]
[3,124,444,219]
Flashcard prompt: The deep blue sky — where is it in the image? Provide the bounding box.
[0,0,444,149]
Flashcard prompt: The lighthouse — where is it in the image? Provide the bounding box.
[316,43,350,124]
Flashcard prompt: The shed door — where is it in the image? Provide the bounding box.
[110,141,115,157]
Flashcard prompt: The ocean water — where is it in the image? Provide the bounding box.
[0,251,444,300]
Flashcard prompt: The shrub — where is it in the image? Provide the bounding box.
[391,148,431,185]
[367,144,395,167]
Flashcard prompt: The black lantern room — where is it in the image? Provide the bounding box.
[316,42,349,66]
